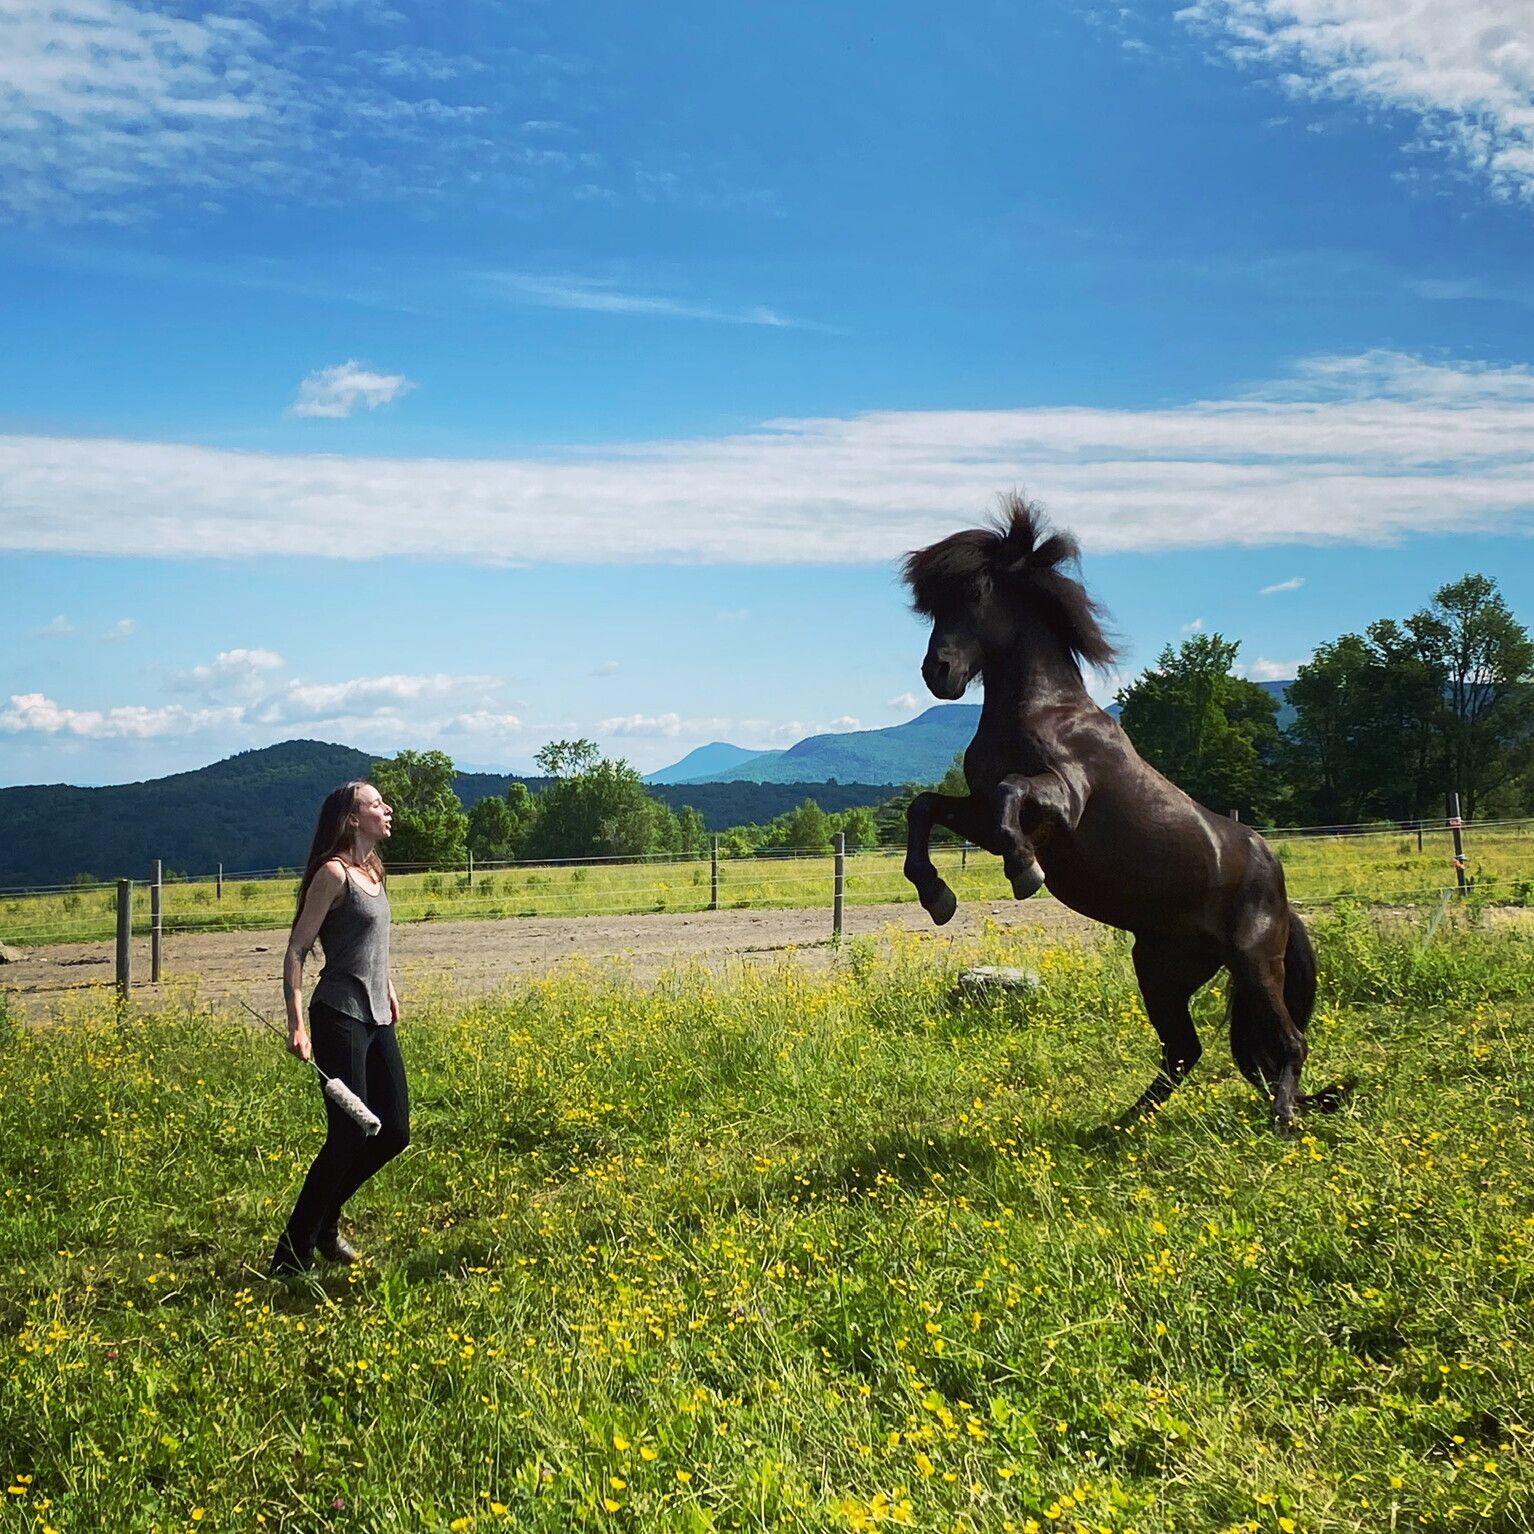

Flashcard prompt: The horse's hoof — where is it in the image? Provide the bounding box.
[923,885,958,926]
[1007,860,1045,900]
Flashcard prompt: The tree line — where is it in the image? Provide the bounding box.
[1114,573,1533,825]
[371,739,886,868]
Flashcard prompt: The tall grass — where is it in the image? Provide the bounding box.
[4,913,1534,1531]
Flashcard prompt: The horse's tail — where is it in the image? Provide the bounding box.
[1283,903,1316,1034]
[1230,906,1356,1113]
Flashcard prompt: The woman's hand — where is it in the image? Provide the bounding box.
[388,984,401,1025]
[288,1022,312,1062]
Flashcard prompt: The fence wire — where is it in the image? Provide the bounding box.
[2,819,1532,952]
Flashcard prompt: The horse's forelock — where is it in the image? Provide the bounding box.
[902,527,999,616]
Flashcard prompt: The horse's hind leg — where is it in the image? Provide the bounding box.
[1117,937,1222,1126]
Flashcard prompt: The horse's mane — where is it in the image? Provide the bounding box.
[902,493,1119,669]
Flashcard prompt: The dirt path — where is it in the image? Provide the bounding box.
[2,898,1095,1021]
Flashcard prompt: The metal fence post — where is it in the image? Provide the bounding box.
[709,836,720,911]
[150,860,163,982]
[115,880,133,998]
[833,831,845,939]
[467,849,474,889]
[216,862,223,901]
[1447,792,1468,893]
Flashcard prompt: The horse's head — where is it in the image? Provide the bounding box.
[902,495,1117,698]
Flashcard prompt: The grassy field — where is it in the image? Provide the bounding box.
[4,908,1534,1531]
[3,821,1533,950]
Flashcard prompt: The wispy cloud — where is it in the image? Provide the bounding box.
[1260,576,1305,594]
[1181,0,1534,201]
[99,618,136,641]
[1182,618,1205,633]
[291,361,415,419]
[28,615,75,638]
[887,692,926,712]
[7,351,1534,562]
[481,271,795,327]
[0,1,603,224]
[590,661,621,676]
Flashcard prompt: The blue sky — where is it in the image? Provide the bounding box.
[3,0,1534,784]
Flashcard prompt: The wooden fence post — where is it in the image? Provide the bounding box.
[1447,792,1468,894]
[833,832,845,939]
[216,862,223,901]
[150,860,163,983]
[467,850,474,889]
[115,880,133,998]
[709,836,720,911]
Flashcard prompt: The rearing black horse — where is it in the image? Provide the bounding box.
[903,495,1341,1132]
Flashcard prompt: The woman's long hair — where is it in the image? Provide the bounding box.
[293,780,387,922]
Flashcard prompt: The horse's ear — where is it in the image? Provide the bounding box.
[1032,530,1080,572]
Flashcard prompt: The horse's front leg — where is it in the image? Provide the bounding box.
[904,793,1001,926]
[995,770,1086,900]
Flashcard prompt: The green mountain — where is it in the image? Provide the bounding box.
[676,705,981,785]
[0,741,905,889]
[0,740,375,889]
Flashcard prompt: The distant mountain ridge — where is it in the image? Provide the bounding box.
[644,742,782,784]
[665,705,983,785]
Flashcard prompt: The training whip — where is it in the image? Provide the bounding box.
[240,999,381,1137]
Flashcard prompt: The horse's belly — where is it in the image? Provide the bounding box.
[1041,853,1214,937]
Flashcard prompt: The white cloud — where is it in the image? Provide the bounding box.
[887,692,926,711]
[8,351,1534,561]
[590,660,621,676]
[0,691,239,739]
[28,614,74,637]
[1260,576,1305,593]
[1180,0,1534,200]
[1249,656,1308,680]
[99,618,136,640]
[290,361,414,419]
[171,647,287,694]
[443,710,525,736]
[1,649,517,745]
[600,712,687,737]
[480,271,794,327]
[1182,617,1205,633]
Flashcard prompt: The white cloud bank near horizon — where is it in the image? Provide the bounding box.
[1182,0,1534,200]
[4,351,1534,563]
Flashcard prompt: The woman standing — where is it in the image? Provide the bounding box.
[271,780,410,1276]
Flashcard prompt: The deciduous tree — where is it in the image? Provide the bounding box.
[370,750,468,867]
[1115,634,1281,821]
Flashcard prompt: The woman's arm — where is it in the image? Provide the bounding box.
[283,861,346,1061]
[388,979,400,1025]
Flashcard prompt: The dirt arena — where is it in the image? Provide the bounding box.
[2,898,1095,1021]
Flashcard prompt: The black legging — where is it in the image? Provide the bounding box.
[279,1000,410,1254]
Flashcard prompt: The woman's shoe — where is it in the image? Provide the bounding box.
[317,1233,359,1265]
[269,1234,314,1276]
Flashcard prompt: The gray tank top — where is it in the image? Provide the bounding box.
[312,869,392,1025]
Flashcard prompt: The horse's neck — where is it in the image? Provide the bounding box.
[980,627,1092,718]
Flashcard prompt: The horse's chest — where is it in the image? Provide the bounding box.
[966,735,1049,784]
